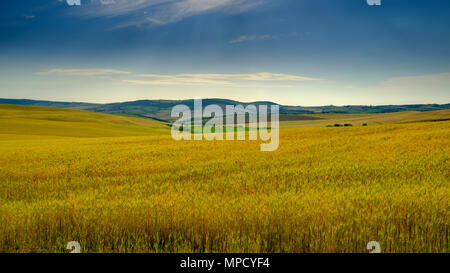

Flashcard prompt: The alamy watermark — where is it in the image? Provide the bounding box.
[65,0,380,7]
[367,0,381,5]
[66,241,81,253]
[171,99,279,151]
[367,241,381,253]
[65,240,381,253]
[66,0,81,6]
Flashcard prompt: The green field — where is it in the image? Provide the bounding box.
[0,104,448,253]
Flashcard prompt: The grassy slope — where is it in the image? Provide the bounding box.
[1,104,448,137]
[0,104,169,138]
[2,98,449,120]
[0,105,448,252]
[280,109,450,128]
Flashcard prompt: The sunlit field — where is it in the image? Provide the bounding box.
[0,105,448,253]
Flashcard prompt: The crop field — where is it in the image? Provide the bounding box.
[0,105,448,253]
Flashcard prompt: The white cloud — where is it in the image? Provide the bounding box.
[36,68,131,76]
[371,72,450,102]
[124,72,319,85]
[377,72,450,90]
[229,34,272,44]
[79,0,265,28]
[35,69,318,86]
[342,72,450,105]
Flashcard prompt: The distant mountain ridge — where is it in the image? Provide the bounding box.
[0,99,95,109]
[1,98,449,122]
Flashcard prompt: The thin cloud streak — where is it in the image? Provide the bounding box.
[35,69,319,86]
[22,14,36,19]
[229,34,273,44]
[125,72,319,85]
[79,0,265,28]
[36,68,131,76]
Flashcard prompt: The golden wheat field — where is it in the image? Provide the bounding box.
[0,105,449,253]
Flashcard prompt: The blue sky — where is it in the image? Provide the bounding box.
[0,0,449,105]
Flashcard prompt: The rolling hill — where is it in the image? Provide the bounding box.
[0,103,448,253]
[0,98,95,109]
[0,104,169,138]
[1,98,449,122]
[280,109,450,128]
[1,104,449,140]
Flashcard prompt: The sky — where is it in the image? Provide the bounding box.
[0,0,449,106]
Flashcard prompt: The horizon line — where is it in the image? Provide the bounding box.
[0,97,449,108]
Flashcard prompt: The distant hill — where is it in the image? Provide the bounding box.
[1,98,449,122]
[0,98,96,109]
[0,104,168,138]
[0,104,448,138]
[280,109,450,128]
[289,104,450,114]
[84,99,281,122]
